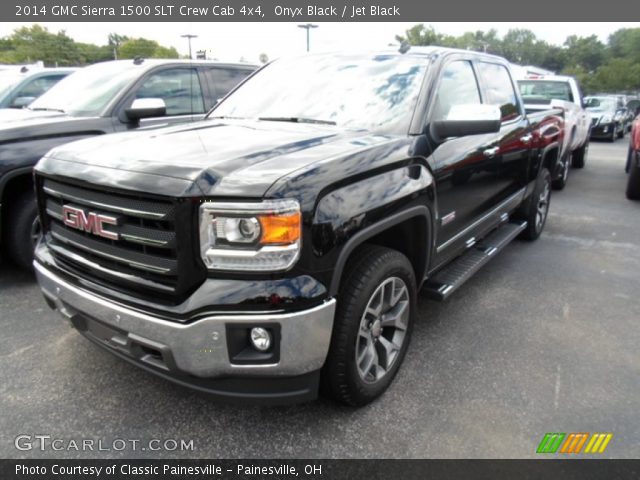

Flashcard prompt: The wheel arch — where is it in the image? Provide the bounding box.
[328,206,433,296]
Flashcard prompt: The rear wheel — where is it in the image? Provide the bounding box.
[322,245,416,406]
[518,168,551,241]
[571,141,588,169]
[626,153,640,200]
[551,154,570,190]
[6,190,40,270]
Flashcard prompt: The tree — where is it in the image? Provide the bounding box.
[118,38,179,59]
[500,29,547,66]
[396,25,442,46]
[608,28,640,64]
[108,33,129,60]
[564,35,606,72]
[7,25,79,66]
[592,59,640,92]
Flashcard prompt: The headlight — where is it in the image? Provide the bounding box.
[199,199,301,272]
[600,114,613,124]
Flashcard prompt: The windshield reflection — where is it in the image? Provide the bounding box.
[212,53,428,134]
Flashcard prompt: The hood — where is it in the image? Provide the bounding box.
[39,119,401,198]
[0,108,98,143]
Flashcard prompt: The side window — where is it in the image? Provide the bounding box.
[432,61,481,122]
[19,75,65,98]
[205,67,252,100]
[476,62,520,122]
[134,68,204,116]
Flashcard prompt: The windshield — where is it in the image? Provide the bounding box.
[211,53,428,134]
[518,80,573,103]
[584,97,617,112]
[29,62,143,116]
[0,73,24,100]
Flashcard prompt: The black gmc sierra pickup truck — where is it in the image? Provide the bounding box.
[33,47,564,406]
[0,58,256,269]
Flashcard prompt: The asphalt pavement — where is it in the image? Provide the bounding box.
[1,140,638,459]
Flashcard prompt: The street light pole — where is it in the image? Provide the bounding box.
[181,34,198,59]
[297,24,318,52]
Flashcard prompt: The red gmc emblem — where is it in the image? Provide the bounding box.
[62,205,119,240]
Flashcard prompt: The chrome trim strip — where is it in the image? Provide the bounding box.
[436,188,525,254]
[120,233,169,247]
[45,243,175,293]
[50,230,172,274]
[43,186,167,220]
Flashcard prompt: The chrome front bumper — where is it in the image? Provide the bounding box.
[35,262,336,379]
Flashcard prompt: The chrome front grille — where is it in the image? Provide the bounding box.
[37,177,200,301]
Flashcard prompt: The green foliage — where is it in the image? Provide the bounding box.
[0,25,178,66]
[399,25,640,93]
[118,38,179,59]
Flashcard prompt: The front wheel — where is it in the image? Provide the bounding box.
[6,190,40,270]
[518,168,551,241]
[322,245,416,406]
[552,154,570,190]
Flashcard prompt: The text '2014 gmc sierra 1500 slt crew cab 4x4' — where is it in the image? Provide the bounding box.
[33,47,565,406]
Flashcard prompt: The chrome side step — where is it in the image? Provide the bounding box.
[422,221,527,301]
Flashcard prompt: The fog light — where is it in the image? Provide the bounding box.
[250,327,272,352]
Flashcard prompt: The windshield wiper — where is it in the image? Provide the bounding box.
[258,116,336,126]
[208,115,246,120]
[29,107,66,113]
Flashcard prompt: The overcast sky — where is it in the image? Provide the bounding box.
[1,22,638,63]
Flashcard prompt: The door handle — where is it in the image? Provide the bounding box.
[520,133,533,144]
[483,146,500,158]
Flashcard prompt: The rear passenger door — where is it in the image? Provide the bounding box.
[430,59,503,266]
[474,61,531,202]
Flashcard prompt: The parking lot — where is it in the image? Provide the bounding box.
[1,140,638,459]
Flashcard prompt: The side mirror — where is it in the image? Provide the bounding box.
[11,96,36,108]
[431,104,501,141]
[125,98,166,122]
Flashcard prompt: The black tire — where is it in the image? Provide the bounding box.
[572,141,588,169]
[617,125,625,139]
[626,155,640,200]
[551,154,569,190]
[609,127,616,143]
[322,245,416,406]
[518,168,551,241]
[6,190,40,270]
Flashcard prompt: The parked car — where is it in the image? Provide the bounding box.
[585,96,630,141]
[33,47,566,406]
[0,58,257,269]
[626,114,640,200]
[0,66,75,109]
[518,74,590,189]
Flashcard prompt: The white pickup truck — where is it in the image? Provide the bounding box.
[517,74,591,189]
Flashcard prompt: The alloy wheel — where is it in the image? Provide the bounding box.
[535,182,550,232]
[356,277,409,384]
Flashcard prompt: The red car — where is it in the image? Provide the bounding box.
[627,114,640,199]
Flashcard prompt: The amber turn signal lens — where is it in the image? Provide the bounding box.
[258,212,301,245]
